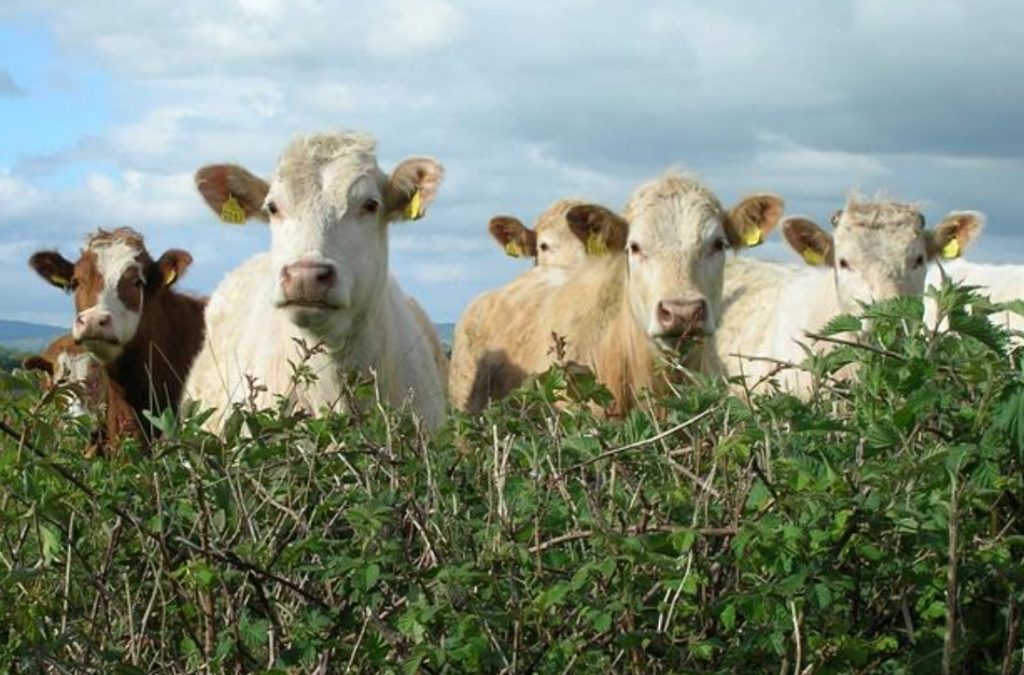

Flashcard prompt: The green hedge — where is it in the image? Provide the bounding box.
[0,280,1022,673]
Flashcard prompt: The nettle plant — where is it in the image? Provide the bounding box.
[0,278,1022,673]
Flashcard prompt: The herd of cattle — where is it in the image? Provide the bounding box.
[19,131,1024,454]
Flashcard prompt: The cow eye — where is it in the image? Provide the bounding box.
[539,242,550,252]
[628,241,641,255]
[264,201,279,217]
[839,258,851,270]
[710,237,728,254]
[914,254,925,267]
[68,277,80,290]
[363,197,380,214]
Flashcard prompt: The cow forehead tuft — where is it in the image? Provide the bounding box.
[534,198,585,236]
[623,171,723,223]
[276,132,383,206]
[840,195,923,231]
[84,227,147,253]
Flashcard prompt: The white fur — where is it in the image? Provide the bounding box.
[925,259,1024,338]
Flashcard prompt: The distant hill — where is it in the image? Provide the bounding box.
[0,320,64,354]
[434,322,455,347]
[0,319,455,359]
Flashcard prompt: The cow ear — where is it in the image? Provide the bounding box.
[488,216,537,258]
[385,157,444,222]
[195,164,270,224]
[156,249,193,287]
[725,194,784,249]
[29,251,76,290]
[566,204,629,256]
[928,211,984,260]
[782,217,834,267]
[22,355,54,376]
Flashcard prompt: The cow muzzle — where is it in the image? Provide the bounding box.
[73,309,123,361]
[279,261,339,309]
[654,298,710,346]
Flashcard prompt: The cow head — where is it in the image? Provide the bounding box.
[568,176,784,352]
[488,198,589,268]
[29,229,193,362]
[195,133,443,337]
[782,196,984,313]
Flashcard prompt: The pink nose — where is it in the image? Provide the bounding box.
[75,311,113,338]
[656,299,707,337]
[280,262,337,304]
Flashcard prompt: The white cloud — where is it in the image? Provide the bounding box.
[365,0,466,58]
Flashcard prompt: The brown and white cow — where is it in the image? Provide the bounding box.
[715,195,983,395]
[448,172,784,413]
[184,132,448,431]
[29,228,206,438]
[22,334,142,455]
[488,198,588,268]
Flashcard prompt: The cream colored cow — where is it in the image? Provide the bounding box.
[449,172,784,413]
[925,259,1024,337]
[716,195,983,395]
[488,198,588,268]
[185,132,448,431]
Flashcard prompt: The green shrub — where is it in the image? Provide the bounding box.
[0,279,1021,673]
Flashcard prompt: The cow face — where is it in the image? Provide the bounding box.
[533,198,588,268]
[783,198,984,314]
[194,133,442,338]
[569,179,784,352]
[489,199,588,268]
[29,230,192,362]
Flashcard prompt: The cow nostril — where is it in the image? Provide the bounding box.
[280,267,292,283]
[656,301,674,327]
[315,266,335,286]
[76,315,86,326]
[692,301,706,323]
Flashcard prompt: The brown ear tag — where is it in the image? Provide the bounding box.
[220,194,246,224]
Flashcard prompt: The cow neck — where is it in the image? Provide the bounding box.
[107,289,206,420]
[582,257,655,412]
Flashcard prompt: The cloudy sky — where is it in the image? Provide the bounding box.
[1,0,1022,326]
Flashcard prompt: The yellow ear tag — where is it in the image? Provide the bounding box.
[585,232,607,256]
[164,269,177,286]
[220,194,246,224]
[941,238,960,259]
[802,248,825,266]
[51,275,69,288]
[742,225,763,247]
[404,189,423,220]
[504,241,523,257]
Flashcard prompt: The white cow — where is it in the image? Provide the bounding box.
[449,173,784,413]
[185,132,448,431]
[716,195,984,395]
[925,259,1024,337]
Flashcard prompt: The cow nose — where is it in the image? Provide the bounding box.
[656,299,707,336]
[280,262,337,302]
[76,310,113,333]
